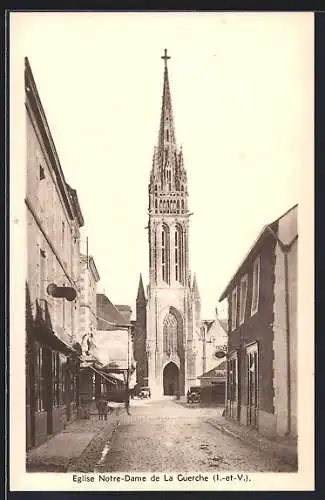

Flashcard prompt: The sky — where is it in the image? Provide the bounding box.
[11,12,313,319]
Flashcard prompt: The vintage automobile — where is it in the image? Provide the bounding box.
[139,386,151,399]
[187,386,201,404]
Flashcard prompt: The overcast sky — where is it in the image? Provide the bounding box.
[11,12,313,318]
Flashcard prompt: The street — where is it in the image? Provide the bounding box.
[99,398,294,473]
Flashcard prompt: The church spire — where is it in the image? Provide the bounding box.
[150,49,187,200]
[158,49,176,152]
[136,273,146,305]
[192,273,200,302]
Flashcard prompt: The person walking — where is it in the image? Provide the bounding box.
[124,388,131,416]
[96,395,105,420]
[103,399,109,420]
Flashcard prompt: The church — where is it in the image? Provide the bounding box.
[134,50,202,398]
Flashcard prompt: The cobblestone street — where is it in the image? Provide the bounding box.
[98,398,295,473]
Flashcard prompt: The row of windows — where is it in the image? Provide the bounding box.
[154,185,185,193]
[161,225,183,283]
[36,159,77,277]
[34,344,77,412]
[231,256,260,331]
[154,198,185,214]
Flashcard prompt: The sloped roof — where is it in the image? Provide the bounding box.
[219,204,298,301]
[136,274,146,304]
[198,361,227,379]
[96,294,131,329]
[219,319,228,333]
[115,305,132,323]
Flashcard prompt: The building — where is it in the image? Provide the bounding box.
[197,361,227,404]
[96,294,135,397]
[134,50,201,398]
[133,275,148,389]
[219,205,298,439]
[115,305,132,324]
[77,254,102,409]
[195,314,228,404]
[25,57,84,449]
[79,254,100,354]
[199,313,228,376]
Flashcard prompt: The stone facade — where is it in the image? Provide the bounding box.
[273,206,298,437]
[78,254,100,355]
[135,51,201,398]
[25,57,84,449]
[219,205,298,440]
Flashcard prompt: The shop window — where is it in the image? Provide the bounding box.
[35,343,45,412]
[52,352,60,407]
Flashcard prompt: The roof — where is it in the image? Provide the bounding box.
[115,305,132,323]
[201,318,228,334]
[115,305,132,311]
[136,274,146,304]
[198,361,227,379]
[219,204,298,301]
[96,293,131,329]
[219,319,228,333]
[25,58,84,228]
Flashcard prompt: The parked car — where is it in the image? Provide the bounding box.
[187,386,201,404]
[139,387,151,399]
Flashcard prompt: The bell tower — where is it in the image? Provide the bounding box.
[144,50,200,398]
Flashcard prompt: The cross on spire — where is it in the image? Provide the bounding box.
[161,48,171,67]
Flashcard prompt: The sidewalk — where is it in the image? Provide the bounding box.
[206,415,298,470]
[26,410,120,472]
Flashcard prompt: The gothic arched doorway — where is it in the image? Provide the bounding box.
[163,362,179,395]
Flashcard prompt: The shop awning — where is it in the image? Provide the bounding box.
[31,323,80,358]
[87,365,123,386]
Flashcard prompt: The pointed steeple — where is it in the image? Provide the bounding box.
[158,49,176,152]
[149,49,188,199]
[192,273,200,302]
[136,273,146,305]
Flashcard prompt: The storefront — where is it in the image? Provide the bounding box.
[26,298,81,450]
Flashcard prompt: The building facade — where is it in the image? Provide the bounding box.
[219,205,298,439]
[78,254,101,407]
[25,58,84,449]
[79,254,100,355]
[199,314,228,377]
[135,50,201,398]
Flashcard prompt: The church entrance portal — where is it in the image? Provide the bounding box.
[163,362,179,395]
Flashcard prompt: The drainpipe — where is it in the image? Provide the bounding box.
[266,225,298,436]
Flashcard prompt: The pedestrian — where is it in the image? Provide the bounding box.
[96,395,105,420]
[103,399,109,420]
[124,388,131,416]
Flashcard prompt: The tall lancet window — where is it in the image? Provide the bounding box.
[175,224,183,283]
[163,312,178,355]
[166,129,169,142]
[162,224,170,282]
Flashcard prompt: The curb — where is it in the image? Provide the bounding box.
[207,419,298,470]
[93,419,120,473]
